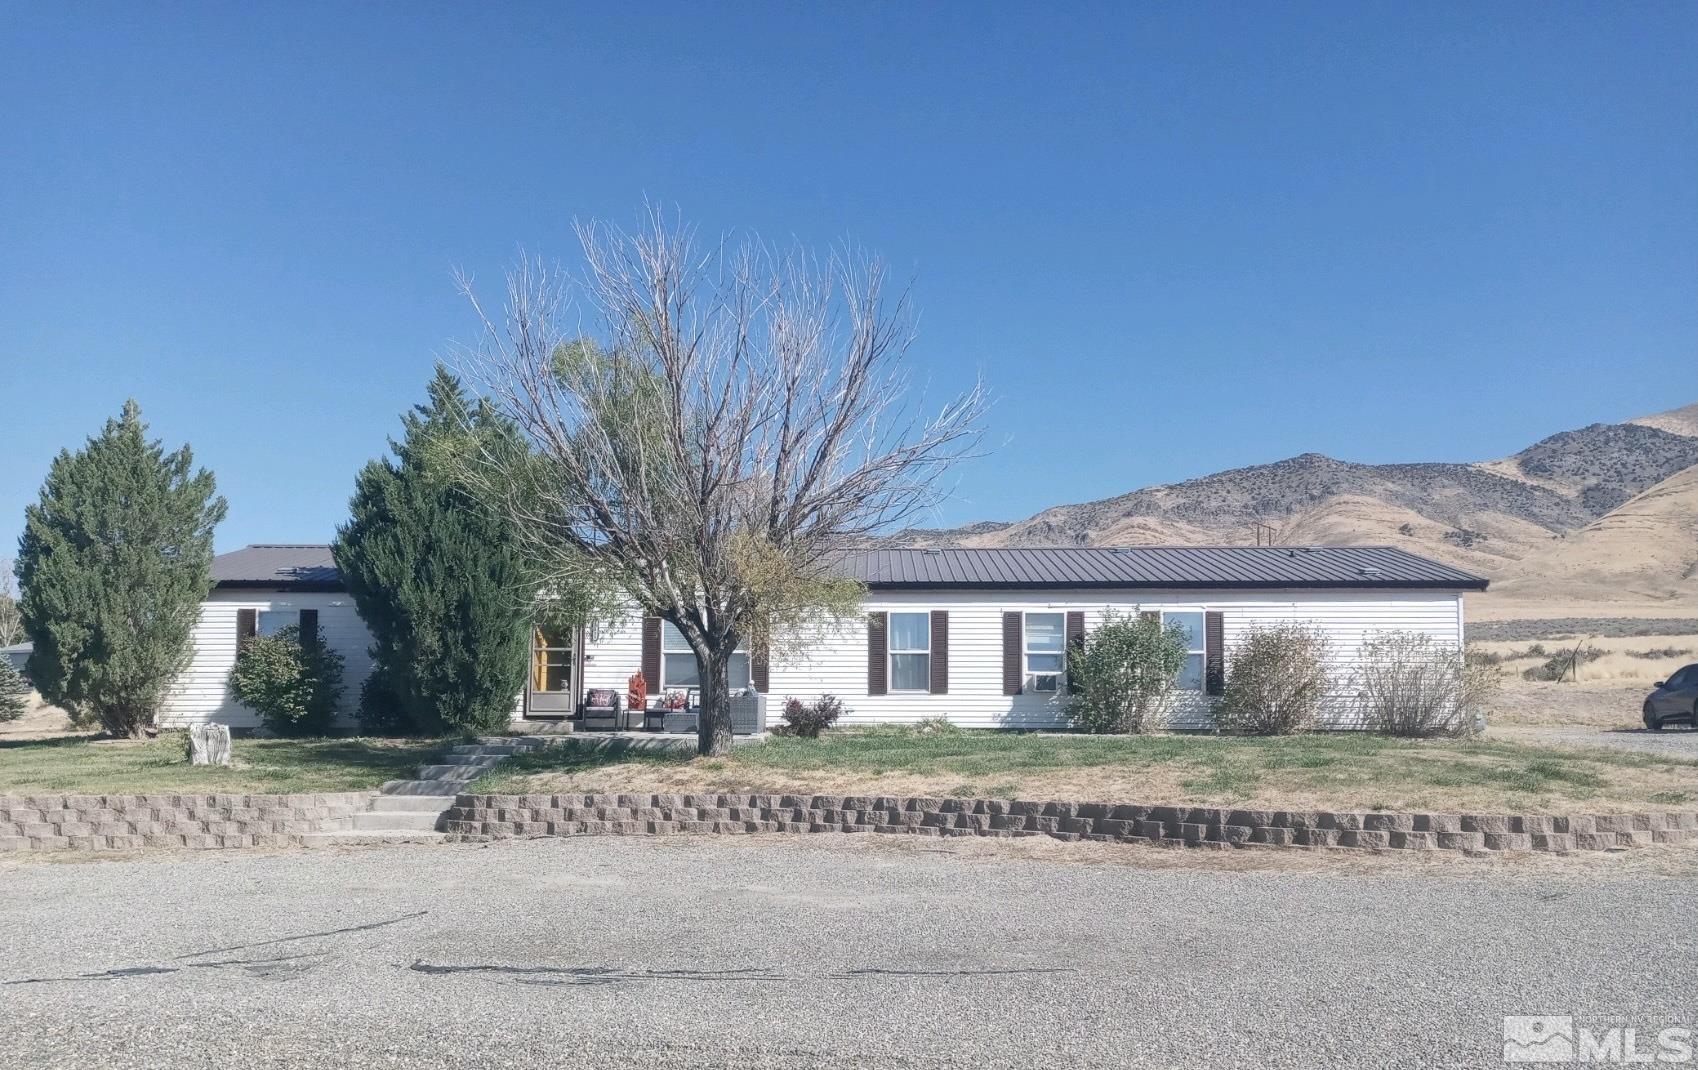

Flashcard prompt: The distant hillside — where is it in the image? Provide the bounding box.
[897,403,1698,606]
[1629,402,1698,438]
[1491,464,1698,607]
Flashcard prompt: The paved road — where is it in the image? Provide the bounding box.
[2,837,1695,1069]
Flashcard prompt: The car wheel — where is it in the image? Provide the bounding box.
[1646,715,1664,731]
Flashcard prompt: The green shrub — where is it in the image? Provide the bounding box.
[1066,611,1189,734]
[0,660,29,722]
[1219,623,1331,735]
[356,665,414,736]
[228,625,346,737]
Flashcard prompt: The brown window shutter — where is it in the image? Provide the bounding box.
[641,617,662,688]
[1001,612,1023,696]
[928,610,948,695]
[236,608,257,645]
[298,609,320,649]
[867,612,888,695]
[1205,611,1225,696]
[751,641,770,693]
[1065,611,1085,694]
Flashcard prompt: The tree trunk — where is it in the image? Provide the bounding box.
[696,648,734,757]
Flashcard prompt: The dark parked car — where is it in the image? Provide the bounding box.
[1643,664,1698,730]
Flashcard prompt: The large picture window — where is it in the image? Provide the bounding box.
[888,612,931,692]
[661,621,750,691]
[1024,612,1065,692]
[1163,611,1206,690]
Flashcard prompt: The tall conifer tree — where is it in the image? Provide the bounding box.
[16,400,226,737]
[335,367,532,735]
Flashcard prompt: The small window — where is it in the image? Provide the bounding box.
[661,621,750,691]
[1164,611,1206,690]
[257,609,296,637]
[888,612,931,692]
[1025,612,1065,692]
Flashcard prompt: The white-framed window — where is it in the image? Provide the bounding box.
[888,611,931,692]
[661,621,750,691]
[257,609,296,637]
[1025,611,1065,692]
[1163,611,1206,690]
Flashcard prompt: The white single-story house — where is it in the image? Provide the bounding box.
[161,543,1487,731]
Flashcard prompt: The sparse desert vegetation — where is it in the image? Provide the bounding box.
[1471,633,1698,685]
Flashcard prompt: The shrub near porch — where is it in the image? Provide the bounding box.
[471,728,1698,815]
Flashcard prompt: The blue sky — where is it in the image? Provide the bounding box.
[3,3,1694,554]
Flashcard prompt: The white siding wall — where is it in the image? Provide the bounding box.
[160,590,375,729]
[578,588,1468,730]
[581,609,645,696]
[171,585,1464,731]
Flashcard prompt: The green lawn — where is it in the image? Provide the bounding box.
[0,735,443,795]
[471,726,1698,813]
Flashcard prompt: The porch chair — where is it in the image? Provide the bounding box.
[580,688,622,731]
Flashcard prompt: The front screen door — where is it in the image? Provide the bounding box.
[528,625,576,714]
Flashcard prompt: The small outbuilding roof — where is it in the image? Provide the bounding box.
[211,545,343,590]
[211,543,1487,593]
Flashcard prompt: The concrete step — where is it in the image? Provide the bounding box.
[368,794,456,813]
[416,763,495,781]
[381,779,475,796]
[474,734,557,747]
[299,829,449,845]
[352,810,443,832]
[446,744,528,758]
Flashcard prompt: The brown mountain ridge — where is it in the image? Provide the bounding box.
[898,404,1698,613]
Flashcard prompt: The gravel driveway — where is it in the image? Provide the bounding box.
[2,837,1695,1069]
[1493,722,1698,758]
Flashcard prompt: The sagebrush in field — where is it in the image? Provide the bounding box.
[1218,623,1331,735]
[1356,631,1498,738]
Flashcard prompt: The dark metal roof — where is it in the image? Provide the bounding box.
[211,543,1488,594]
[212,545,343,590]
[842,546,1488,591]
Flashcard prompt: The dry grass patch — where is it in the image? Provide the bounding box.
[473,727,1698,814]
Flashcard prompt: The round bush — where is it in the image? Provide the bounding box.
[228,625,346,737]
[1218,623,1332,735]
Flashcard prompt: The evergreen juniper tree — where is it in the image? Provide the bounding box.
[15,400,226,737]
[334,367,533,735]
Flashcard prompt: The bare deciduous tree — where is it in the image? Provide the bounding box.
[0,568,22,650]
[451,210,987,755]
